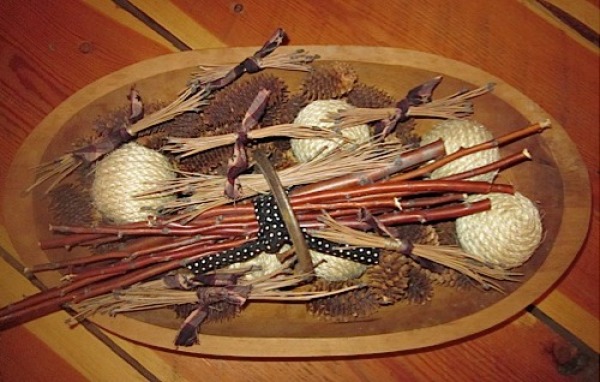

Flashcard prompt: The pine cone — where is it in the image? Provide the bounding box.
[301,62,358,101]
[92,106,129,138]
[347,82,395,108]
[363,251,412,305]
[306,279,378,322]
[433,221,459,246]
[406,267,434,304]
[202,74,288,128]
[269,93,308,125]
[176,144,233,175]
[394,224,440,246]
[132,101,172,137]
[48,183,97,226]
[425,267,474,289]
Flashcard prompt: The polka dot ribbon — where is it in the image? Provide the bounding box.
[186,194,380,274]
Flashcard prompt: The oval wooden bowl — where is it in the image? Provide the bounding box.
[2,46,590,357]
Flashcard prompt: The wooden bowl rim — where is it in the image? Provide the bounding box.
[3,46,591,357]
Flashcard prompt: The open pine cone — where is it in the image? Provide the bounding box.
[306,279,379,322]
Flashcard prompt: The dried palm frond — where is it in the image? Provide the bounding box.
[28,87,209,193]
[69,259,361,322]
[165,123,338,158]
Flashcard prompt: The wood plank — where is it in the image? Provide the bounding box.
[0,326,87,382]
[136,313,597,381]
[523,0,599,51]
[82,0,180,51]
[0,230,150,381]
[128,0,226,49]
[537,291,600,352]
[0,0,171,201]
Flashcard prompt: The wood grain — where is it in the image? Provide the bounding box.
[0,0,597,380]
[0,0,171,204]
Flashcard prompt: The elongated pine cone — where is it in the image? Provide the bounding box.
[394,224,440,246]
[301,62,357,101]
[346,82,395,108]
[48,183,97,226]
[394,119,421,147]
[268,93,308,125]
[306,279,379,322]
[177,144,234,175]
[202,74,288,128]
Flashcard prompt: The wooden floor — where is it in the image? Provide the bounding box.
[0,1,598,380]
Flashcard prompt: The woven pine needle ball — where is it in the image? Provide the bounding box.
[92,142,176,224]
[291,100,370,163]
[228,245,367,282]
[420,119,500,182]
[456,192,543,268]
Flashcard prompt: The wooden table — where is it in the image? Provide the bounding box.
[0,1,597,380]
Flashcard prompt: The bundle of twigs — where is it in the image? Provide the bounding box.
[0,120,549,333]
[143,121,546,220]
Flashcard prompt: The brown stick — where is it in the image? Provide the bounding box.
[291,180,513,205]
[253,150,314,275]
[291,140,446,196]
[440,149,531,181]
[394,121,549,181]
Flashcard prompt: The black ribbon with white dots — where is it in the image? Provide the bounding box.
[186,194,380,274]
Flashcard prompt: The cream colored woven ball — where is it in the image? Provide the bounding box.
[420,119,500,182]
[456,192,543,268]
[226,252,286,281]
[310,249,367,281]
[291,100,370,163]
[229,245,367,282]
[92,142,176,224]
